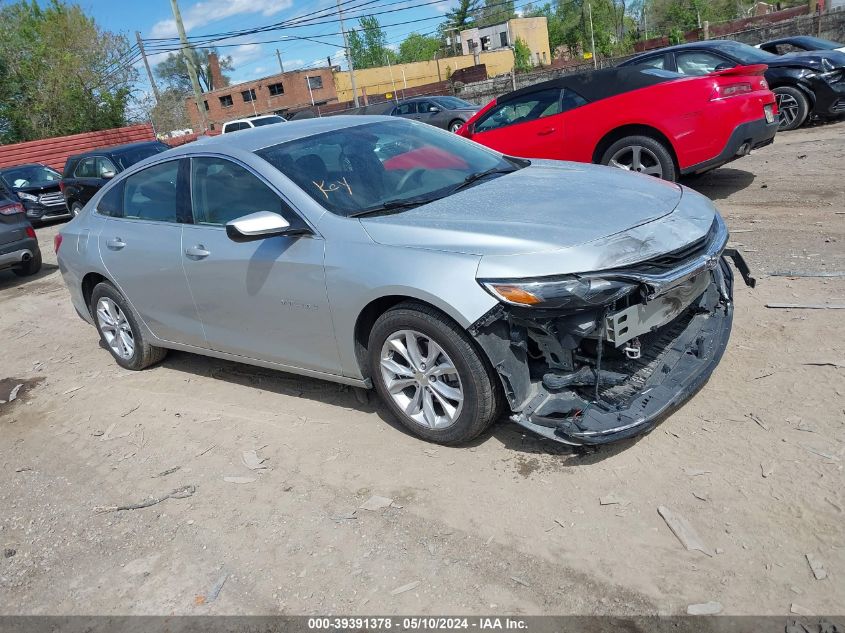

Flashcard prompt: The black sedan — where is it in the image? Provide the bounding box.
[758,36,845,56]
[341,96,480,132]
[619,40,845,131]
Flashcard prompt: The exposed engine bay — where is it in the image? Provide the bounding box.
[471,218,755,446]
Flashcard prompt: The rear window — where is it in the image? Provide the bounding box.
[111,143,169,171]
[250,116,285,127]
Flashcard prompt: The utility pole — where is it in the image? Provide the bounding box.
[170,0,208,131]
[336,0,359,107]
[276,48,285,73]
[136,31,161,103]
[588,3,597,69]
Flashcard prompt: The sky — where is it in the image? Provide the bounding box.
[75,0,468,90]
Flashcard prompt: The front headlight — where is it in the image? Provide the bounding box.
[17,192,38,202]
[480,276,637,309]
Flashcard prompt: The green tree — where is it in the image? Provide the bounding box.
[154,47,233,93]
[475,0,516,27]
[347,15,396,70]
[513,37,533,72]
[397,33,441,63]
[0,0,137,143]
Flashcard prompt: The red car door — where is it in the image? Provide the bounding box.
[468,87,568,160]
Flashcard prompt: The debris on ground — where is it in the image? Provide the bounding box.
[657,506,713,556]
[359,495,393,511]
[790,603,814,616]
[390,581,420,596]
[761,463,774,478]
[8,383,23,402]
[62,386,83,395]
[223,476,256,484]
[196,571,229,605]
[242,449,269,471]
[4,548,16,558]
[769,271,845,278]
[687,601,722,615]
[766,303,845,310]
[599,495,623,506]
[802,361,845,368]
[746,413,770,431]
[800,445,840,462]
[331,511,357,522]
[154,466,180,478]
[99,422,130,441]
[806,553,827,580]
[683,468,711,476]
[120,403,141,417]
[196,445,216,457]
[94,484,196,513]
[510,576,530,587]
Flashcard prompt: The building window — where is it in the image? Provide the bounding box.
[500,31,508,48]
[241,89,256,103]
[219,95,233,107]
[543,51,547,62]
[268,82,284,96]
[203,100,209,111]
[466,39,474,51]
[307,76,323,90]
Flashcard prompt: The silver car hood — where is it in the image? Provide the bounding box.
[361,162,685,258]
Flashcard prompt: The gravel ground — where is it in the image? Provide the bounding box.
[0,121,843,617]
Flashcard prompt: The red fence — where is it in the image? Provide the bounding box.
[0,124,156,173]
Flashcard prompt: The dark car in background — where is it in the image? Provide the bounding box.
[0,163,67,223]
[620,40,845,130]
[0,191,41,277]
[390,96,480,132]
[61,141,170,216]
[758,36,845,56]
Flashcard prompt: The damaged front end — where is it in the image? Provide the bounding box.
[471,216,755,446]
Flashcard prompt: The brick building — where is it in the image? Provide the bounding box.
[186,54,339,131]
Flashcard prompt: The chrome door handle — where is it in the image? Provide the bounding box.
[106,237,126,250]
[537,127,556,136]
[185,245,210,260]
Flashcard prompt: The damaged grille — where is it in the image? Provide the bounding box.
[610,218,717,275]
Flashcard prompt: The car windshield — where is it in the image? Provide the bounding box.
[256,120,519,217]
[112,144,169,170]
[717,41,776,63]
[433,96,475,109]
[794,36,841,49]
[0,165,61,189]
[251,116,285,126]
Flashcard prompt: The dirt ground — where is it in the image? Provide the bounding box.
[1,121,843,617]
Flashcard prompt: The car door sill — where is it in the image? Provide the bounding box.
[156,339,372,388]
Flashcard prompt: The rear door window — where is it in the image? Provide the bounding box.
[122,160,180,223]
[675,51,734,76]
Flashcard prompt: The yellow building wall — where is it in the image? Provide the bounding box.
[509,17,551,65]
[333,49,514,103]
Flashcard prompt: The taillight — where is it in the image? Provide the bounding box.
[54,234,63,254]
[711,82,753,99]
[0,201,25,215]
[26,226,36,239]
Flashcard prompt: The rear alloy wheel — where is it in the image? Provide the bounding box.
[773,86,809,131]
[91,282,167,370]
[448,120,464,133]
[600,135,677,181]
[71,202,83,218]
[368,302,501,445]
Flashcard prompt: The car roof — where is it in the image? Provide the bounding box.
[169,116,395,155]
[68,140,165,160]
[762,35,832,46]
[625,39,754,61]
[500,65,684,104]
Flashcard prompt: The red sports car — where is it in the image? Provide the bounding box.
[456,65,778,181]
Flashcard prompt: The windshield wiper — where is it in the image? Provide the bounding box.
[348,196,438,218]
[449,167,516,194]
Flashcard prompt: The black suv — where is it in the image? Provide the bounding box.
[0,163,67,223]
[61,141,170,216]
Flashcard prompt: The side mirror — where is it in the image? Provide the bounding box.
[429,106,441,113]
[226,211,293,242]
[101,170,116,179]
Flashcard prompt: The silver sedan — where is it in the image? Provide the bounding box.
[56,116,753,446]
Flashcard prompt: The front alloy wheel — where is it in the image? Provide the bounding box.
[96,297,135,360]
[380,329,464,430]
[608,145,664,178]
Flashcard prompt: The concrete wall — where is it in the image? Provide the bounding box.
[460,17,551,66]
[333,49,514,103]
[186,67,337,131]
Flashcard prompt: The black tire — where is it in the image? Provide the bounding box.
[448,119,465,133]
[70,202,83,218]
[90,281,167,370]
[368,301,502,445]
[599,134,677,182]
[12,250,41,277]
[773,86,810,131]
